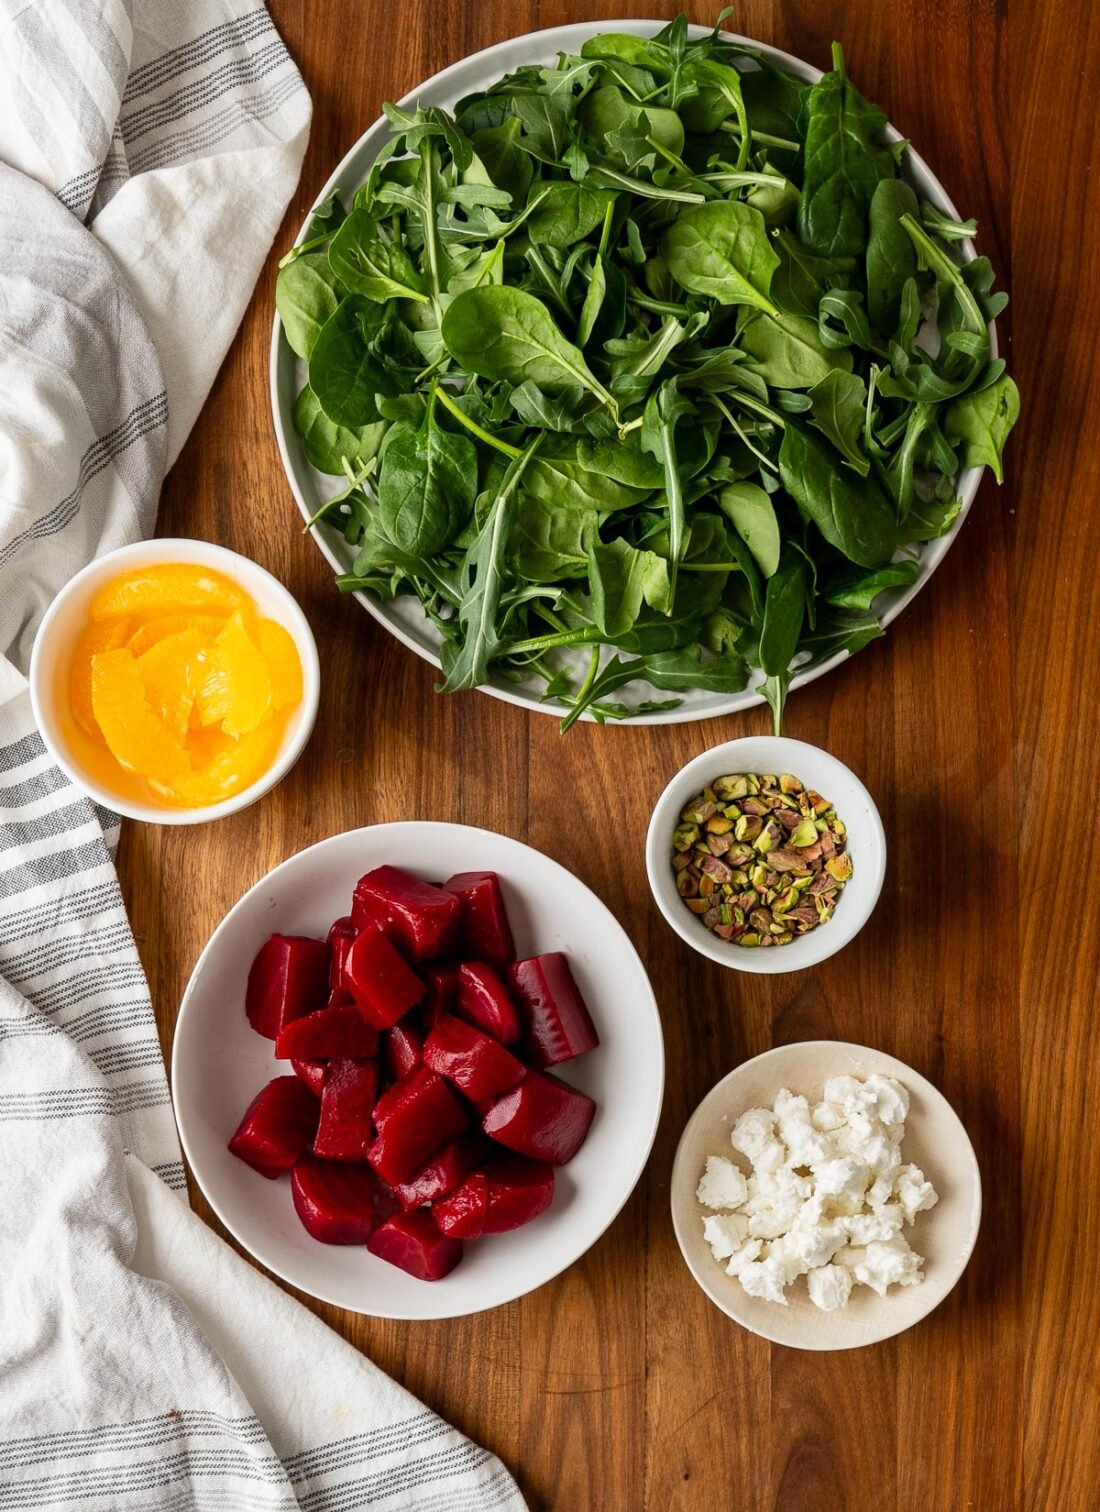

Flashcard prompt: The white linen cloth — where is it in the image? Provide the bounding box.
[0,4,525,1508]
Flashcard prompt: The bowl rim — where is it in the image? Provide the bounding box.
[170,818,666,1318]
[269,17,996,727]
[28,537,321,826]
[670,1039,983,1350]
[645,735,886,973]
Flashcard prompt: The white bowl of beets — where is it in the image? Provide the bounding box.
[172,822,664,1318]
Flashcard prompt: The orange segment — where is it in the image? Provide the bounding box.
[90,648,190,786]
[156,720,283,807]
[136,628,210,740]
[127,613,224,658]
[70,619,133,742]
[255,618,303,711]
[196,613,273,737]
[90,564,244,622]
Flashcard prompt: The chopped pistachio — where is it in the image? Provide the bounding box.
[790,817,819,848]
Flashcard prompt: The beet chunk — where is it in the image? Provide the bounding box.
[443,872,515,967]
[367,1067,469,1184]
[351,867,460,962]
[434,1155,555,1238]
[327,915,358,989]
[275,1001,380,1060]
[291,1157,380,1243]
[291,1058,327,1097]
[313,1059,379,1161]
[228,1076,319,1178]
[423,1016,525,1103]
[367,1210,462,1280]
[509,953,599,1068]
[420,963,459,1028]
[456,962,522,1045]
[345,927,423,1029]
[381,1019,424,1082]
[392,1133,489,1211]
[245,935,329,1040]
[482,1070,596,1164]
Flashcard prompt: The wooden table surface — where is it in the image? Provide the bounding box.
[117,2,1099,1507]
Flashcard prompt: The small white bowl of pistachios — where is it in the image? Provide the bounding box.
[646,737,886,974]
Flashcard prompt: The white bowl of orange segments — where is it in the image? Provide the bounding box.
[30,540,320,825]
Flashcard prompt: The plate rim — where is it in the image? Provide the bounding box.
[269,19,995,724]
[171,819,666,1318]
[669,1038,983,1349]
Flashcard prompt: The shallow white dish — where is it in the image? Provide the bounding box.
[172,821,664,1319]
[28,538,320,826]
[646,736,885,973]
[270,20,995,725]
[671,1041,981,1350]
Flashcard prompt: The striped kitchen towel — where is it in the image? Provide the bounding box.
[0,4,525,1509]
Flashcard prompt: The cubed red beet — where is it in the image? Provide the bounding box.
[326,987,354,1009]
[382,1019,424,1081]
[345,927,424,1029]
[228,1076,319,1178]
[509,953,599,1068]
[434,1155,555,1237]
[291,1058,327,1096]
[367,1067,469,1184]
[275,1001,380,1060]
[443,872,515,967]
[291,1156,380,1243]
[420,963,459,1028]
[245,935,329,1040]
[456,962,522,1045]
[482,1070,595,1164]
[366,1210,462,1280]
[423,1016,525,1103]
[393,1133,489,1211]
[327,915,358,989]
[313,1059,379,1161]
[351,867,460,962]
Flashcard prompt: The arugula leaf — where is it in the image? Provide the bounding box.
[807,369,870,474]
[824,559,920,610]
[440,436,543,692]
[944,375,1020,483]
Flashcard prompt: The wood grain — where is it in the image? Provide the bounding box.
[115,3,1099,1507]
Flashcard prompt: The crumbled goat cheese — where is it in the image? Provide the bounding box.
[698,1076,937,1311]
[696,1155,749,1210]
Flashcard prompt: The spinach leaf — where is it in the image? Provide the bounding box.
[441,286,618,413]
[771,231,856,320]
[276,253,342,359]
[944,375,1020,482]
[470,119,533,203]
[779,424,897,567]
[798,43,895,257]
[866,178,919,334]
[308,296,396,426]
[718,482,781,576]
[377,392,478,555]
[527,182,617,248]
[510,496,595,580]
[759,547,808,676]
[739,310,853,388]
[824,559,920,610]
[663,201,780,312]
[807,369,870,474]
[293,386,385,475]
[329,207,427,303]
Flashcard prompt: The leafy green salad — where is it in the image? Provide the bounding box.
[276,13,1018,731]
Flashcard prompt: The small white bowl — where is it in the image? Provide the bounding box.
[646,736,885,973]
[29,538,320,826]
[172,821,665,1319]
[671,1041,982,1350]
